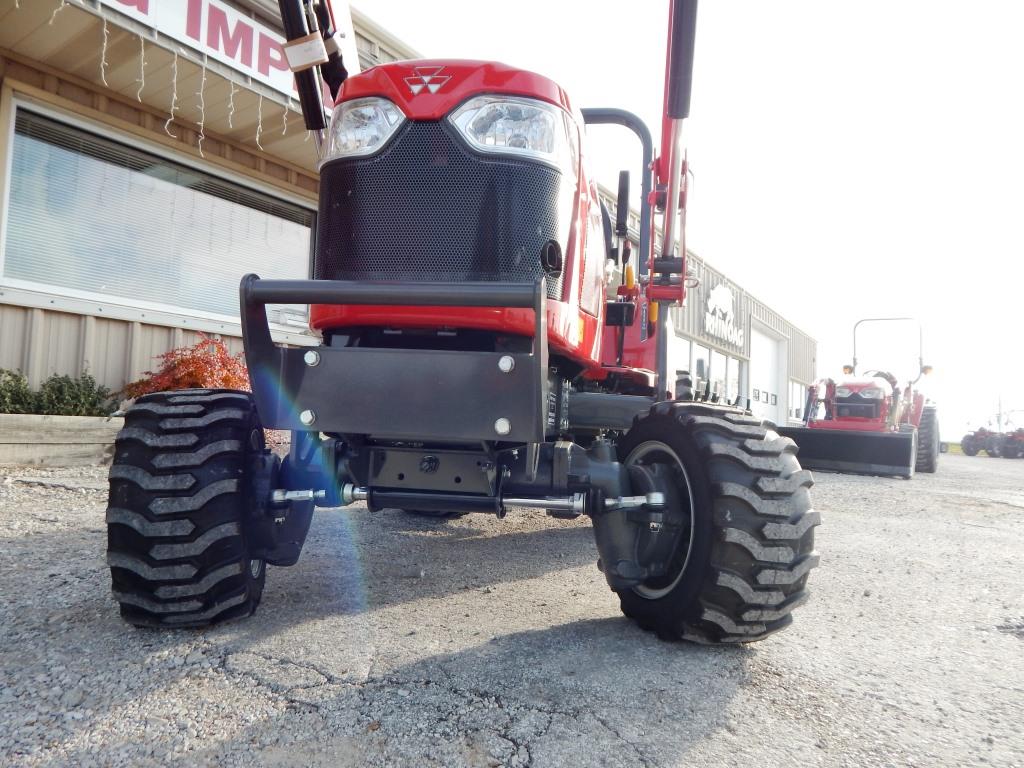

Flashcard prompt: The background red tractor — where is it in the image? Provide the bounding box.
[961,407,1024,457]
[779,318,938,479]
[998,428,1024,458]
[962,425,1024,458]
[960,426,1001,457]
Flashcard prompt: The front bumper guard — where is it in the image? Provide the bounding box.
[239,274,549,443]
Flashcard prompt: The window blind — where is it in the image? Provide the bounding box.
[4,110,313,321]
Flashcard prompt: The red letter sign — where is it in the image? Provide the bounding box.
[207,7,254,68]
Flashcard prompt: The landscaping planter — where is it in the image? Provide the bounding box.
[0,413,124,466]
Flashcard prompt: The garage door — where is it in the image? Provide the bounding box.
[749,328,782,425]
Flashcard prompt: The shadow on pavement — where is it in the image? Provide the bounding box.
[35,618,751,767]
[262,508,599,618]
[1,497,751,767]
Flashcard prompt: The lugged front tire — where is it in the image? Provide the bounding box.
[614,402,819,643]
[915,407,940,473]
[106,389,267,628]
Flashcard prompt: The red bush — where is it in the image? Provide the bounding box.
[123,334,249,399]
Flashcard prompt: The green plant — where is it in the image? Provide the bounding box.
[0,369,35,414]
[34,372,116,417]
[123,333,249,399]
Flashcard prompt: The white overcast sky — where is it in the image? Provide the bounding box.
[352,0,1024,434]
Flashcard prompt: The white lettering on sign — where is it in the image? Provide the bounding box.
[98,0,359,99]
[703,283,744,348]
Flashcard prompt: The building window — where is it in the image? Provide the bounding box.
[693,344,710,396]
[3,110,313,322]
[673,336,691,387]
[711,349,727,402]
[726,356,740,405]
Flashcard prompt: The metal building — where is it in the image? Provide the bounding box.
[0,0,814,425]
[667,254,816,426]
[596,192,816,425]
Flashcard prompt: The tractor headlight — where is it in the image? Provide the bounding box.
[322,97,405,163]
[858,387,885,399]
[449,95,578,173]
[835,386,852,398]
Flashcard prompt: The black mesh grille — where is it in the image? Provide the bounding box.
[315,121,568,300]
[836,395,880,419]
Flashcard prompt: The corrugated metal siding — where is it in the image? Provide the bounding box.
[0,305,29,371]
[90,318,130,386]
[0,303,243,392]
[787,330,817,384]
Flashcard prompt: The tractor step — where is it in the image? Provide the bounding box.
[778,426,917,479]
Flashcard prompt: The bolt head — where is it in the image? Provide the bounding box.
[498,355,515,373]
[303,350,321,367]
[299,409,316,426]
[494,417,511,436]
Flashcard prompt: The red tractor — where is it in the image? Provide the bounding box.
[104,1,817,643]
[960,427,1001,457]
[779,318,939,479]
[998,428,1024,458]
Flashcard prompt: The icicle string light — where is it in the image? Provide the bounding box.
[282,100,292,137]
[164,51,179,139]
[99,18,110,88]
[195,64,207,157]
[227,82,238,130]
[135,37,146,102]
[49,0,67,25]
[256,94,265,150]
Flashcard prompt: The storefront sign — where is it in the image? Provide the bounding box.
[99,0,359,99]
[704,283,744,348]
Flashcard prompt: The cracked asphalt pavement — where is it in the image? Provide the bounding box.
[1,453,1022,767]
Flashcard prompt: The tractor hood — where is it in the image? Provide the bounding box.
[829,376,895,400]
[836,376,895,392]
[335,59,576,120]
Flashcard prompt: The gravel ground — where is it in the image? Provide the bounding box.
[1,453,1022,767]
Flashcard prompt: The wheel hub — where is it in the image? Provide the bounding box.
[623,441,696,600]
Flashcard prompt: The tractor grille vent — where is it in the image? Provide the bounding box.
[315,121,568,300]
[836,394,880,419]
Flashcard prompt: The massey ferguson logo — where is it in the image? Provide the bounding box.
[404,66,451,95]
[704,284,744,347]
